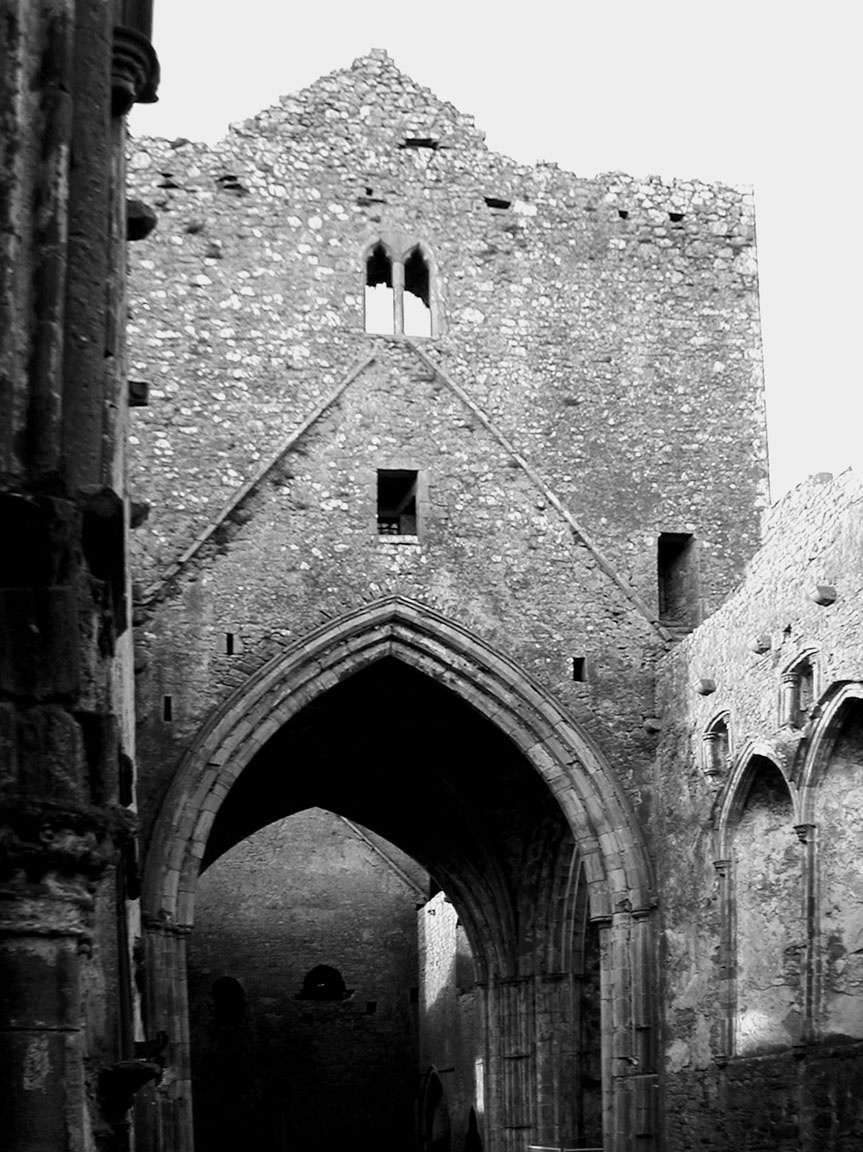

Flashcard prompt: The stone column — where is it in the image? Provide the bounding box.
[484,974,535,1152]
[602,907,659,1152]
[794,823,818,1042]
[137,919,194,1152]
[780,672,799,727]
[532,972,570,1148]
[0,874,93,1151]
[0,5,159,1152]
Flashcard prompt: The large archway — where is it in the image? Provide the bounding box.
[138,597,657,1152]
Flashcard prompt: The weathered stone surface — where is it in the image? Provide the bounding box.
[126,49,767,621]
[656,470,863,1148]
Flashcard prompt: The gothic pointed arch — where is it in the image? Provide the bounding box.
[143,596,654,929]
[715,738,799,856]
[715,745,804,1055]
[798,681,863,1041]
[140,597,658,1152]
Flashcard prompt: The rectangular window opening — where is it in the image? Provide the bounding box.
[572,656,586,682]
[377,469,418,535]
[399,137,439,150]
[225,632,234,656]
[162,695,173,722]
[658,533,698,629]
[365,1001,378,1015]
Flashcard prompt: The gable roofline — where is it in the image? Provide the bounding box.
[140,342,670,639]
[405,341,671,640]
[139,351,377,604]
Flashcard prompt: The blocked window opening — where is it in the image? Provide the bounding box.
[403,248,431,337]
[572,656,586,682]
[377,470,418,536]
[300,964,347,1001]
[658,532,698,629]
[365,244,395,334]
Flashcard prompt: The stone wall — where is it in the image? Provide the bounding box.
[655,470,863,1149]
[126,48,766,624]
[186,807,426,1152]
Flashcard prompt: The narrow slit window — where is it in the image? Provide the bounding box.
[403,248,431,337]
[377,470,418,536]
[658,532,698,629]
[162,695,173,722]
[365,244,395,334]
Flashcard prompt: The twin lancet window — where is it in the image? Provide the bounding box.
[365,244,433,337]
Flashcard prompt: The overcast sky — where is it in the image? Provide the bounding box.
[131,1,860,501]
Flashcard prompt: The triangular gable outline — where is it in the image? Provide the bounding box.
[141,342,670,639]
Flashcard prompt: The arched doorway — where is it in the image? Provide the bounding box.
[138,598,657,1152]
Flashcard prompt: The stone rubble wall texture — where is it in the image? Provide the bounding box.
[126,48,766,619]
[655,470,863,1149]
[187,807,425,1151]
[126,50,766,859]
[131,340,665,849]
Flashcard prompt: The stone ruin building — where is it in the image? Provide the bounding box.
[2,8,862,1152]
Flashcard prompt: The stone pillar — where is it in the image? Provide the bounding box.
[794,823,818,1042]
[0,4,159,1152]
[392,257,406,335]
[485,974,535,1152]
[0,876,92,1151]
[702,729,728,782]
[713,858,734,1060]
[780,672,799,728]
[532,972,570,1148]
[602,908,659,1152]
[137,919,194,1152]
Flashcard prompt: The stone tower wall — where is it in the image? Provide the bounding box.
[126,48,767,621]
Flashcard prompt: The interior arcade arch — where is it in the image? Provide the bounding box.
[138,598,657,1152]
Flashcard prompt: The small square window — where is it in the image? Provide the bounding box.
[377,470,418,535]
